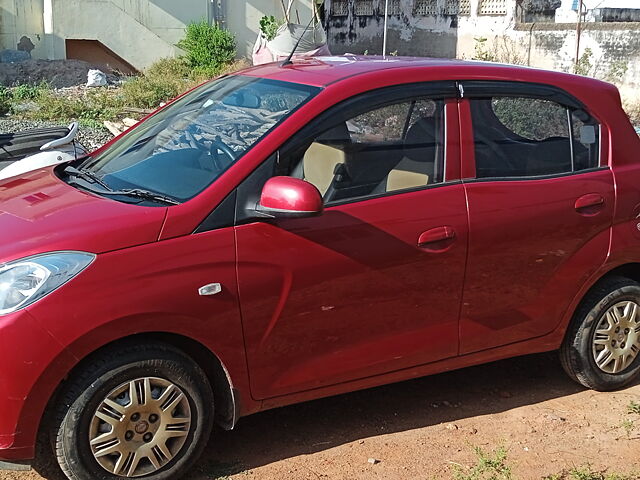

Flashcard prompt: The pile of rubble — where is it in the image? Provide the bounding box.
[0,56,119,88]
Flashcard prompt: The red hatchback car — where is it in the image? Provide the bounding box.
[1,57,640,479]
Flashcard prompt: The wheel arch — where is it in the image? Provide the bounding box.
[34,332,239,456]
[562,262,640,338]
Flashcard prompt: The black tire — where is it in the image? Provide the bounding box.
[560,275,640,391]
[51,342,214,480]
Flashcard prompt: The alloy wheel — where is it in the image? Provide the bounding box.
[88,377,192,477]
[592,301,640,374]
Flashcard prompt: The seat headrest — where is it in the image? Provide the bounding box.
[404,117,438,162]
[317,122,351,142]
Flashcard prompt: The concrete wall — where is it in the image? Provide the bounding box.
[326,0,459,57]
[458,22,640,96]
[1,0,316,68]
[47,0,213,70]
[0,0,47,58]
[325,0,640,96]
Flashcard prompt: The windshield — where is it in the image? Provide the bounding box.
[76,76,319,203]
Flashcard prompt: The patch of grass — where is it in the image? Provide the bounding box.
[545,465,639,480]
[627,400,640,415]
[453,446,513,480]
[120,57,248,109]
[620,419,634,438]
[11,82,48,101]
[8,57,249,123]
[22,88,123,122]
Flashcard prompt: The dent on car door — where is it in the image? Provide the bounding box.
[458,82,614,354]
[234,85,469,400]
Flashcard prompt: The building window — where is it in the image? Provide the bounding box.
[478,0,507,15]
[386,0,402,15]
[414,0,438,16]
[444,0,459,15]
[354,0,374,15]
[332,0,349,16]
[459,0,471,15]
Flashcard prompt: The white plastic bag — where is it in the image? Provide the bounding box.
[86,69,107,87]
[252,0,330,66]
[267,22,330,59]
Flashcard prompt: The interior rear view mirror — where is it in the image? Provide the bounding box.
[223,91,261,109]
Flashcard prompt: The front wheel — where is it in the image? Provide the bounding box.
[52,342,214,480]
[561,276,640,391]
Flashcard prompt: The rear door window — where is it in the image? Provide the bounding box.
[470,96,600,179]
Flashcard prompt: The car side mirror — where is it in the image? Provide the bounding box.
[257,176,323,219]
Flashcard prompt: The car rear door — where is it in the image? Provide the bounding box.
[234,83,469,399]
[458,81,615,354]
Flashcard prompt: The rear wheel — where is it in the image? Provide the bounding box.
[52,342,214,480]
[561,276,640,391]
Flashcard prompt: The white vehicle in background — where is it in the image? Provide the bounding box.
[0,122,87,181]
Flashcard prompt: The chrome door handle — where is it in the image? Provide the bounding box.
[575,193,604,215]
[199,283,222,296]
[418,226,456,248]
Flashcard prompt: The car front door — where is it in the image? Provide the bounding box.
[458,82,615,354]
[235,84,469,399]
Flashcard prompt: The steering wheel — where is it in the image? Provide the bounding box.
[208,138,236,170]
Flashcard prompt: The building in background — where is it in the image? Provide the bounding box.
[0,0,316,71]
[325,0,640,95]
[1,0,639,97]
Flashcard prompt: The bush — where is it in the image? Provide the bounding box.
[177,20,236,76]
[260,16,282,41]
[623,99,640,127]
[120,75,184,109]
[145,57,191,80]
[0,86,11,115]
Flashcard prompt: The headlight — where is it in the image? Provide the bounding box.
[0,252,95,315]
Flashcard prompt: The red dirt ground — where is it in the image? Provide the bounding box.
[3,353,639,480]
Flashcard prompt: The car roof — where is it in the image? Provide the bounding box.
[239,55,615,95]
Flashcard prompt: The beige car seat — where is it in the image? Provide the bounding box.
[386,117,439,192]
[302,123,351,196]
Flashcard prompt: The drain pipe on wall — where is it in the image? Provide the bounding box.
[212,0,227,27]
[382,0,389,57]
[574,0,584,73]
[43,0,55,59]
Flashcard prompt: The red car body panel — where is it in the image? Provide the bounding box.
[237,183,469,398]
[459,169,615,353]
[1,57,640,461]
[0,169,166,260]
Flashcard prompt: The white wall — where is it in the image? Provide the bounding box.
[557,0,640,22]
[560,0,640,8]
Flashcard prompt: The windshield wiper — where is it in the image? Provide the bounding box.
[100,189,180,205]
[64,165,113,191]
[66,172,180,206]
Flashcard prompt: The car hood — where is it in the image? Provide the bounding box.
[0,168,166,262]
